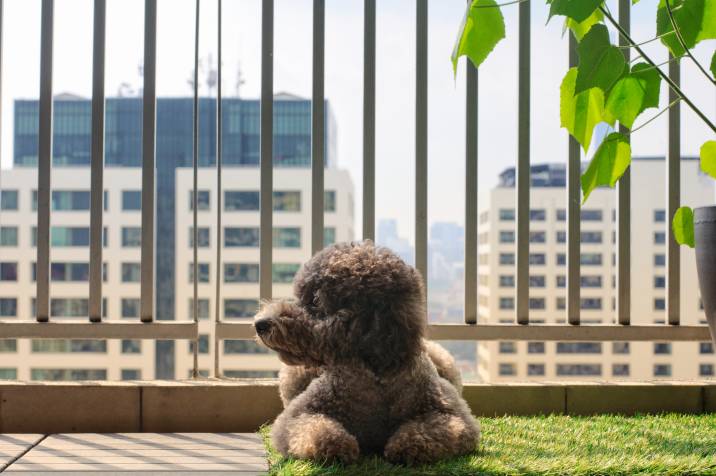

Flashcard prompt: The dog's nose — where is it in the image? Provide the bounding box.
[254,318,272,334]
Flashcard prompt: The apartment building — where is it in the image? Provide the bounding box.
[477,158,716,382]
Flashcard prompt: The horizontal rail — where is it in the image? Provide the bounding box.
[216,322,713,342]
[0,321,197,339]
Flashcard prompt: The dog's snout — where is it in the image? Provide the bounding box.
[254,318,272,334]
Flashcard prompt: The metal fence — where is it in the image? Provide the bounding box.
[0,0,710,379]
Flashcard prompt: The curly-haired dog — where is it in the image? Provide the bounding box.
[254,241,479,464]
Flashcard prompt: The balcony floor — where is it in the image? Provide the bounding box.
[0,433,267,475]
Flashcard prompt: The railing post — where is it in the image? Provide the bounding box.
[464,29,478,325]
[311,0,325,256]
[259,0,274,302]
[567,33,581,325]
[214,0,224,378]
[362,0,376,241]
[667,55,680,326]
[516,0,530,325]
[191,0,200,378]
[415,0,428,292]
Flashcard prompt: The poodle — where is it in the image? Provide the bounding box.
[253,241,479,465]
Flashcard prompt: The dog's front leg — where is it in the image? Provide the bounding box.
[272,412,359,463]
[383,411,479,465]
[278,365,323,407]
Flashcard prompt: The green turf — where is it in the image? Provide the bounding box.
[260,414,716,475]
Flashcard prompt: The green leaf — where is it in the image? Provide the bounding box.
[672,206,695,248]
[604,77,644,128]
[580,132,631,203]
[451,0,506,75]
[630,63,661,111]
[701,140,716,179]
[575,24,627,95]
[565,9,603,41]
[656,0,704,57]
[696,0,716,41]
[549,0,603,23]
[560,67,605,152]
[711,50,716,79]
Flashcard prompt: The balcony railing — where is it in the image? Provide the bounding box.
[0,0,709,382]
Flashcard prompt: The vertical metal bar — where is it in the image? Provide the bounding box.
[0,0,4,220]
[667,55,680,326]
[36,0,54,323]
[214,0,223,378]
[362,0,375,241]
[515,0,530,325]
[567,33,580,325]
[259,0,273,301]
[191,0,199,378]
[140,0,157,323]
[89,0,106,323]
[464,45,478,325]
[311,0,325,255]
[415,0,428,288]
[617,0,631,325]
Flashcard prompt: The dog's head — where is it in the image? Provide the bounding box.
[253,241,426,374]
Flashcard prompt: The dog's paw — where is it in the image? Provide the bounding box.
[287,414,360,464]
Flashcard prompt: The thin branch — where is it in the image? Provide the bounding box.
[617,33,670,49]
[599,5,716,134]
[631,56,679,71]
[471,0,528,8]
[665,0,716,86]
[628,98,681,134]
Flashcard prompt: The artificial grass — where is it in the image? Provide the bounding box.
[261,414,716,475]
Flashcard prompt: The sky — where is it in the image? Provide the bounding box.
[0,0,713,242]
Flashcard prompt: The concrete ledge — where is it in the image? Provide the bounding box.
[2,380,715,433]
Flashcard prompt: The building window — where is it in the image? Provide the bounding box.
[654,254,666,266]
[0,298,17,317]
[581,253,602,266]
[499,253,515,265]
[498,363,516,376]
[581,209,602,221]
[189,227,210,248]
[499,275,514,288]
[530,209,546,221]
[31,369,107,381]
[529,298,545,310]
[556,297,566,310]
[274,227,301,248]
[654,343,671,354]
[49,298,89,318]
[527,364,545,376]
[653,364,671,377]
[189,334,210,354]
[224,263,259,283]
[273,191,301,212]
[224,191,259,211]
[189,263,210,283]
[0,339,17,352]
[613,342,630,354]
[557,342,602,354]
[581,298,602,310]
[121,298,140,318]
[529,231,546,243]
[529,275,545,288]
[0,369,17,379]
[121,369,141,380]
[700,342,714,354]
[0,190,18,210]
[556,364,601,376]
[499,342,516,354]
[654,209,666,222]
[556,276,566,288]
[224,340,270,354]
[529,254,546,265]
[654,276,665,288]
[556,253,566,266]
[499,297,514,310]
[50,191,90,211]
[612,364,630,376]
[0,263,18,281]
[188,298,210,320]
[32,339,106,353]
[225,227,260,247]
[224,299,259,318]
[654,232,666,244]
[324,227,336,247]
[121,227,141,247]
[556,231,566,243]
[527,342,545,354]
[189,190,210,211]
[581,276,602,287]
[0,227,18,246]
[499,231,515,243]
[324,190,336,212]
[42,262,90,282]
[556,209,566,221]
[581,231,602,244]
[122,190,142,210]
[700,364,715,376]
[499,209,515,221]
[273,263,301,283]
[654,298,666,310]
[121,263,141,283]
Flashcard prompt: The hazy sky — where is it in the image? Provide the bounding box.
[0,0,713,242]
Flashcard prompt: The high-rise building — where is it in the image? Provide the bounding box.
[477,157,716,381]
[0,93,351,380]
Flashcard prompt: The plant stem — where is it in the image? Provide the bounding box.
[665,0,716,86]
[471,0,528,8]
[599,5,716,134]
[617,33,669,49]
[628,98,681,134]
